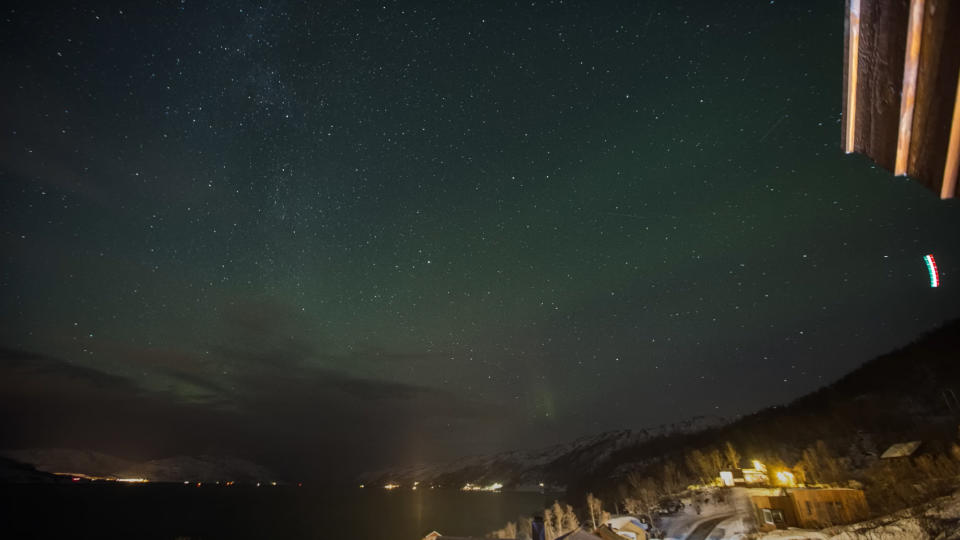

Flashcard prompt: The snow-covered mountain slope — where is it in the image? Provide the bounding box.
[0,456,65,483]
[1,448,136,478]
[116,455,278,483]
[1,448,277,483]
[360,415,725,489]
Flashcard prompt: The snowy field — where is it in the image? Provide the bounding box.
[652,486,960,539]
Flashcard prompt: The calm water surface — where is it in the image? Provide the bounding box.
[0,484,554,539]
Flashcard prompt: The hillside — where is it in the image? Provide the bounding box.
[0,456,67,484]
[365,318,960,508]
[0,448,279,484]
[717,317,960,462]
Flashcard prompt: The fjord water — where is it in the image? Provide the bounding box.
[1,484,551,539]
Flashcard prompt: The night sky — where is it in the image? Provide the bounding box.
[2,0,959,481]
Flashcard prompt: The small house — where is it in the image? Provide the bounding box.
[880,441,922,459]
[751,488,870,531]
[602,516,649,540]
[719,460,769,486]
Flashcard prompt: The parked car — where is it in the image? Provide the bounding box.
[655,498,684,515]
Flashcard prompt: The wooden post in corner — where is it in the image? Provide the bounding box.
[942,70,960,199]
[844,0,861,154]
[843,0,960,199]
[895,0,925,176]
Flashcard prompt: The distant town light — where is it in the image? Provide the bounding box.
[384,483,400,490]
[461,482,503,492]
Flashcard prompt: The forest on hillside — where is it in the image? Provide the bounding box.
[492,319,960,539]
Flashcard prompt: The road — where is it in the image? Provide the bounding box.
[684,514,731,540]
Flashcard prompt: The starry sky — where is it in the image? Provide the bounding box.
[1,0,959,480]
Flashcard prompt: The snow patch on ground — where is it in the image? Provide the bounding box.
[753,488,960,540]
[659,487,765,539]
[654,487,960,539]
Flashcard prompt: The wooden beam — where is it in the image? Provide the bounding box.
[906,0,960,196]
[844,0,861,154]
[943,70,960,199]
[854,0,910,171]
[894,0,924,175]
[843,0,960,198]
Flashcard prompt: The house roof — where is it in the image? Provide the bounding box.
[556,529,602,540]
[604,516,645,529]
[881,441,922,459]
[437,537,515,540]
[595,526,630,540]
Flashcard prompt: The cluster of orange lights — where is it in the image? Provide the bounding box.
[62,473,299,487]
[58,473,147,483]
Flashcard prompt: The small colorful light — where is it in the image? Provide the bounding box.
[924,254,939,288]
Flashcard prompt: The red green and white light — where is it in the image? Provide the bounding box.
[924,254,939,288]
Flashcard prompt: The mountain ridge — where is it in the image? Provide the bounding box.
[359,415,726,490]
[362,318,960,500]
[0,448,279,483]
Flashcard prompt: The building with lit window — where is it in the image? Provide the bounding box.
[718,460,769,486]
[750,488,870,531]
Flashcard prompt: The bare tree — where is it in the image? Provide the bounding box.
[723,441,741,469]
[489,521,518,539]
[706,448,724,480]
[792,461,808,485]
[686,450,713,484]
[544,501,579,538]
[586,493,603,530]
[549,502,564,538]
[626,474,660,520]
[492,502,578,540]
[799,440,843,485]
[543,507,557,540]
[561,504,579,533]
[662,461,684,494]
[517,516,533,540]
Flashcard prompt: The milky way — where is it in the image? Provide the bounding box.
[1,0,959,479]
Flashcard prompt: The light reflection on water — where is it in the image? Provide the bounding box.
[1,484,557,540]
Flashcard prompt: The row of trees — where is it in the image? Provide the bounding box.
[488,500,580,540]
[489,436,960,538]
[860,444,960,514]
